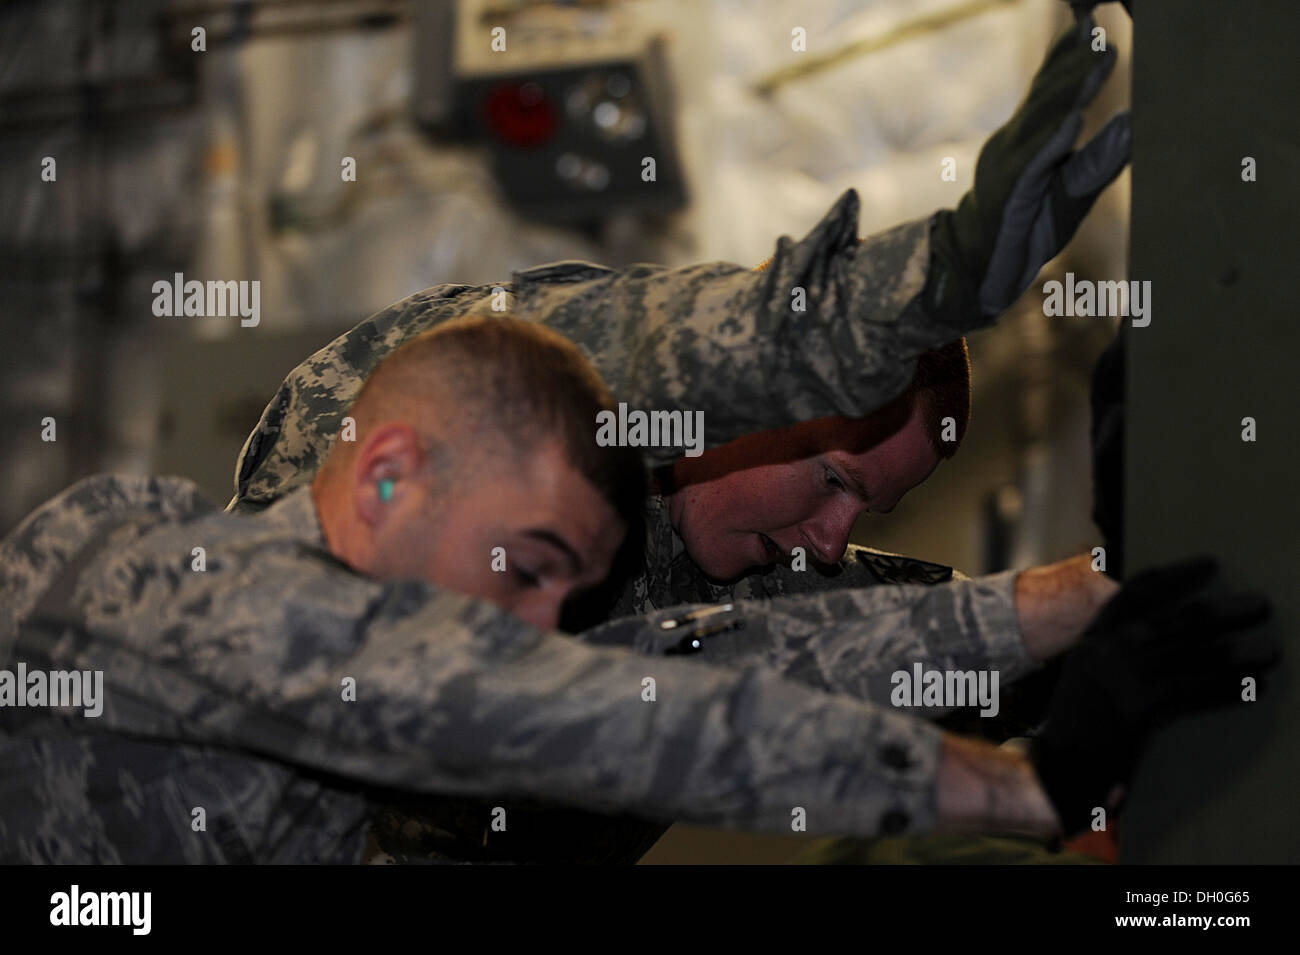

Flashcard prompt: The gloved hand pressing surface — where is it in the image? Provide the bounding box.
[1030,557,1279,836]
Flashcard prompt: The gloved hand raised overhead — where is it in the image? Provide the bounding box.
[927,13,1132,323]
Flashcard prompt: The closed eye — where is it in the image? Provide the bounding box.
[512,565,542,587]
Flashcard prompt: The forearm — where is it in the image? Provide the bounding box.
[582,570,1036,709]
[183,631,946,837]
[71,540,945,838]
[1013,554,1119,661]
[936,733,1061,839]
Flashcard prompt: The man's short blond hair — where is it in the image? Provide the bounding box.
[322,314,646,526]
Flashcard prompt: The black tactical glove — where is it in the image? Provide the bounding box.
[924,13,1131,325]
[1029,557,1279,836]
[1090,329,1125,578]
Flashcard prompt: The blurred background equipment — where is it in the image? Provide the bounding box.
[428,0,688,221]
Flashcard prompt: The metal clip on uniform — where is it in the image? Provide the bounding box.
[660,603,745,655]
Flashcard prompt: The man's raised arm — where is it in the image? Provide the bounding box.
[231,15,1128,512]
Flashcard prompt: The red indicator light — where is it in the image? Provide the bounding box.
[483,82,557,147]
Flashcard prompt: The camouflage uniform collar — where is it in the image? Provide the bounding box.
[257,485,328,549]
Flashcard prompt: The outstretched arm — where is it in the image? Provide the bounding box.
[25,511,946,838]
[581,555,1117,710]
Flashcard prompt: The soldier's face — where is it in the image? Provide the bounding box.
[664,397,942,580]
[366,439,626,631]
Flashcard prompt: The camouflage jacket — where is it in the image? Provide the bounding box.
[217,189,1031,861]
[230,189,990,513]
[0,474,1029,863]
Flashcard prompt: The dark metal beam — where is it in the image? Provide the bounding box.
[1121,0,1300,863]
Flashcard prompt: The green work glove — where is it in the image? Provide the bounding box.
[924,13,1131,324]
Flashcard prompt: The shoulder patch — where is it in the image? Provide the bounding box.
[851,547,954,586]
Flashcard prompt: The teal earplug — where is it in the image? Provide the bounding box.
[377,478,395,502]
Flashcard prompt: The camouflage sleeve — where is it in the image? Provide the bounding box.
[34,523,942,838]
[580,570,1037,714]
[231,190,983,510]
[525,190,978,468]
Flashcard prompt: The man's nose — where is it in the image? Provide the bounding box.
[801,503,861,565]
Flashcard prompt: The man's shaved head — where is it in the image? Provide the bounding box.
[313,314,645,630]
[319,314,644,525]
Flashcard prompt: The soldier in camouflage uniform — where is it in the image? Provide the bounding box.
[226,17,1134,860]
[1,316,1103,863]
[7,16,1250,865]
[0,321,1268,868]
[232,14,1134,522]
[0,327,1271,866]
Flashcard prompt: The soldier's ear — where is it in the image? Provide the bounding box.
[352,423,424,526]
[354,470,396,529]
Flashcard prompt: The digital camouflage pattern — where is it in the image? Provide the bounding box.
[1,15,1122,862]
[0,473,1037,864]
[217,189,1035,862]
[0,192,1041,864]
[366,494,1032,864]
[230,190,986,514]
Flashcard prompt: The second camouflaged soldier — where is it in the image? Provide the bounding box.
[226,17,1139,859]
[226,16,1132,669]
[0,318,988,862]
